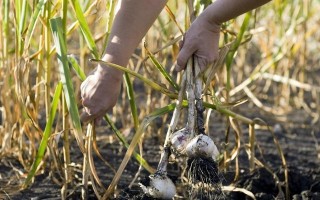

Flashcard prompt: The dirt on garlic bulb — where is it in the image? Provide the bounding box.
[185,134,219,160]
[170,128,190,154]
[139,172,176,199]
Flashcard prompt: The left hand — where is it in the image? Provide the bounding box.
[80,65,122,123]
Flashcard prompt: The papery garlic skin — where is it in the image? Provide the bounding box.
[185,134,219,159]
[170,128,190,154]
[140,173,176,199]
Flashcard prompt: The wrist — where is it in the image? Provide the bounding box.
[199,2,224,28]
[97,66,123,83]
[97,64,122,76]
[96,54,126,80]
[196,13,221,34]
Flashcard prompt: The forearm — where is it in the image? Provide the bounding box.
[102,0,167,72]
[202,0,272,24]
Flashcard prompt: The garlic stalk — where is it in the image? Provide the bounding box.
[186,57,196,138]
[186,58,222,198]
[193,59,219,158]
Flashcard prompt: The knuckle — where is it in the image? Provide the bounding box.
[177,48,194,65]
[85,108,99,118]
[207,54,218,64]
[179,40,184,49]
[82,98,90,106]
[176,53,185,66]
[176,56,184,66]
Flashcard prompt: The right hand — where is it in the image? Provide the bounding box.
[176,13,221,73]
[80,65,122,123]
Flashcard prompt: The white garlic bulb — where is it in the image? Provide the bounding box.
[170,128,190,154]
[185,134,219,159]
[140,173,176,199]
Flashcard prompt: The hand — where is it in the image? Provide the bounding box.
[176,14,221,72]
[80,65,122,123]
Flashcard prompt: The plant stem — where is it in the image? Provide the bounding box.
[62,95,72,199]
[186,58,196,138]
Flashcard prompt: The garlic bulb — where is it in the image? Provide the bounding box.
[185,134,219,159]
[170,128,190,154]
[140,172,176,199]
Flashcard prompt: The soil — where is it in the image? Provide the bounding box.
[0,104,320,200]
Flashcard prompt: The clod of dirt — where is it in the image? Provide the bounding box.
[229,167,277,199]
[254,193,275,200]
[277,167,313,193]
[228,166,320,200]
[293,191,320,200]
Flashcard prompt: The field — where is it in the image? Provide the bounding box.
[0,0,320,199]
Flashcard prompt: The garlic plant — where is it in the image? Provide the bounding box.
[140,58,221,199]
[185,59,222,199]
[139,70,188,199]
[139,147,177,199]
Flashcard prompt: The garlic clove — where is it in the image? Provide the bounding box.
[185,134,219,159]
[139,172,176,199]
[170,128,190,154]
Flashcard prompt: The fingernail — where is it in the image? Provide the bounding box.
[175,65,182,72]
[80,112,91,123]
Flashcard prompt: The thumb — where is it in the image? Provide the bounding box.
[80,112,93,123]
[176,46,194,72]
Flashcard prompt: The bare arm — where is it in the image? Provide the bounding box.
[206,0,272,24]
[81,0,167,122]
[81,0,272,122]
[176,0,272,71]
[99,0,168,77]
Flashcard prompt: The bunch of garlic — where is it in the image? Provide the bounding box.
[140,59,220,199]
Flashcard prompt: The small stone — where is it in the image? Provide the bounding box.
[292,194,302,200]
[301,190,312,200]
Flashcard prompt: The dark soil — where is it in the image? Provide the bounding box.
[1,105,320,200]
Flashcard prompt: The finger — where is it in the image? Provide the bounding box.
[176,46,195,72]
[85,105,109,122]
[79,98,84,108]
[178,39,184,50]
[82,98,92,108]
[80,80,89,96]
[94,116,103,126]
[80,102,100,122]
[195,56,209,73]
[80,107,105,123]
[80,112,94,123]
